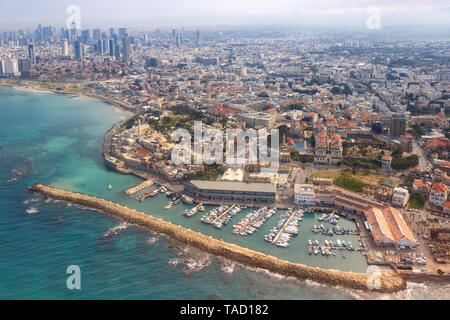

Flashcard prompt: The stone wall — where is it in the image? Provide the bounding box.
[29,184,407,293]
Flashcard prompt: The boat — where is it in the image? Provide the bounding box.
[184,203,204,217]
[107,185,112,190]
[308,247,313,255]
[308,240,312,246]
[164,198,180,210]
[276,240,289,248]
[181,195,194,204]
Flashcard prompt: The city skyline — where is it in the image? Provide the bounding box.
[0,0,449,30]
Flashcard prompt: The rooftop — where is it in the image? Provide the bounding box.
[188,180,276,193]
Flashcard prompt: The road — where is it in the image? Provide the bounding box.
[411,140,432,170]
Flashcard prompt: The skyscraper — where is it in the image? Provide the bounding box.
[97,39,103,54]
[28,44,36,64]
[119,28,127,38]
[196,30,201,46]
[109,39,115,57]
[92,29,101,41]
[62,39,69,56]
[390,113,406,138]
[74,40,83,60]
[114,44,121,61]
[81,29,90,44]
[122,36,130,63]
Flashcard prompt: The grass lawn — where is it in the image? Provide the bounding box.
[333,169,383,193]
[408,196,424,209]
[310,170,341,179]
[334,174,369,193]
[344,170,385,185]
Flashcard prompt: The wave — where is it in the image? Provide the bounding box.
[25,207,39,215]
[23,197,41,205]
[147,236,159,245]
[182,255,212,275]
[168,258,182,266]
[219,259,236,275]
[103,222,129,238]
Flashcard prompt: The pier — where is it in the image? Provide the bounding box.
[272,209,298,244]
[211,204,236,225]
[125,180,153,195]
[29,184,407,293]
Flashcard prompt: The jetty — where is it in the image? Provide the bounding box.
[272,209,299,244]
[125,180,153,195]
[211,204,236,225]
[29,184,407,293]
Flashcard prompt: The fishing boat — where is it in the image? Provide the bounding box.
[181,195,194,204]
[308,247,313,255]
[308,240,312,246]
[164,198,180,210]
[184,203,204,217]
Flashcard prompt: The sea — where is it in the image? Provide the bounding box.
[0,86,448,300]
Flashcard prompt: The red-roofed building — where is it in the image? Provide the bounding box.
[444,201,450,215]
[439,161,450,175]
[412,180,430,195]
[430,182,449,208]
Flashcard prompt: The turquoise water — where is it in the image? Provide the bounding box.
[0,86,448,299]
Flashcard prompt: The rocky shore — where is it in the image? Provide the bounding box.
[29,184,407,293]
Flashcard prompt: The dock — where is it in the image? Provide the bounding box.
[272,210,298,244]
[211,204,236,225]
[125,180,153,195]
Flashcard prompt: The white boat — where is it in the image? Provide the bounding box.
[181,195,194,204]
[107,185,112,190]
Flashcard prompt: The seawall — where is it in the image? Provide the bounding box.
[29,184,407,293]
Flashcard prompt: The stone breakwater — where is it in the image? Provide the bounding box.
[29,184,407,293]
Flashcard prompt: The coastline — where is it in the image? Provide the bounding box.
[0,81,136,116]
[29,183,407,293]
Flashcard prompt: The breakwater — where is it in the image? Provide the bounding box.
[29,184,407,293]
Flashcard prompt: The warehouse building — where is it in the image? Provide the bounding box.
[183,180,276,204]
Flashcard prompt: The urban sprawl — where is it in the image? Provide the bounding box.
[1,24,449,280]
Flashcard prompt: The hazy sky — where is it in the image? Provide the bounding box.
[0,0,449,30]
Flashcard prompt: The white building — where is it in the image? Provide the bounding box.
[294,184,315,205]
[382,156,392,171]
[429,183,449,208]
[391,187,410,208]
[4,59,19,75]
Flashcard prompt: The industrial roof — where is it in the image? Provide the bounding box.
[188,180,276,193]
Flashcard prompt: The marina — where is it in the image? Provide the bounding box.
[200,204,241,229]
[233,207,277,236]
[265,209,304,248]
[308,239,358,257]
